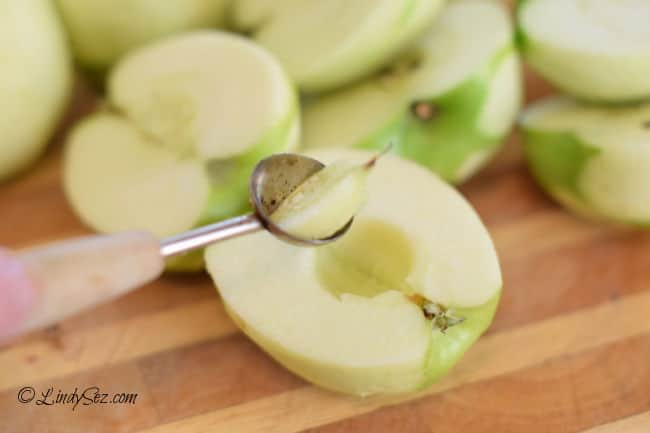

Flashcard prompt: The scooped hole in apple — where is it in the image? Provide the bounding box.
[316,218,414,300]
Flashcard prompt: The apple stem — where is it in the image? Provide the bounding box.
[423,302,465,333]
[410,101,439,122]
[363,142,394,170]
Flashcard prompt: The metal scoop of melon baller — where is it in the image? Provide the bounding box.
[159,154,353,258]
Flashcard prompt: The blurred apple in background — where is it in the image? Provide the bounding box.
[522,96,650,225]
[517,0,650,102]
[302,0,522,183]
[63,32,299,270]
[230,0,446,92]
[0,0,72,182]
[55,0,230,71]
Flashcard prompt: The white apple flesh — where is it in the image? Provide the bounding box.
[517,0,650,102]
[109,32,296,161]
[206,149,502,395]
[270,159,372,241]
[522,96,650,225]
[65,32,299,242]
[55,0,230,71]
[0,0,72,182]
[302,0,521,183]
[230,0,446,92]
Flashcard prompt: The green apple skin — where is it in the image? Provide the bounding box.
[303,0,521,184]
[420,294,499,387]
[523,129,598,209]
[373,47,519,183]
[0,0,72,182]
[206,149,502,396]
[56,0,229,71]
[230,0,445,93]
[516,0,650,103]
[165,249,206,273]
[522,97,650,226]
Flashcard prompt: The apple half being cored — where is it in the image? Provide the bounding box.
[302,0,521,184]
[517,0,650,102]
[206,148,502,396]
[55,0,230,71]
[523,96,650,225]
[0,0,72,182]
[230,0,445,92]
[64,32,299,269]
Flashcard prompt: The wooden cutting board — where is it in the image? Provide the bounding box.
[2,47,650,433]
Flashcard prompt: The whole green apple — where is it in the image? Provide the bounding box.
[206,148,502,396]
[522,96,650,225]
[302,0,521,183]
[516,0,650,102]
[64,32,299,271]
[0,0,72,182]
[230,0,446,92]
[56,0,229,71]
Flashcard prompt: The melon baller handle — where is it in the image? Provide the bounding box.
[0,153,352,346]
[160,214,262,257]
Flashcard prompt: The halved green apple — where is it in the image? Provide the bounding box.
[64,32,299,269]
[55,0,230,71]
[302,0,521,184]
[230,0,445,92]
[0,0,72,182]
[205,148,502,396]
[522,96,650,225]
[517,0,650,102]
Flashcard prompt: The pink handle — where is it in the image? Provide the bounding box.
[0,248,37,343]
[0,232,164,346]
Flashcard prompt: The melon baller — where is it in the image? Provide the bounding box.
[0,154,352,343]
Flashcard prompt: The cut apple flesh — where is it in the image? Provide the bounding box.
[270,160,370,240]
[206,149,501,395]
[56,0,230,70]
[109,31,295,160]
[231,0,445,92]
[522,96,650,224]
[302,0,521,183]
[0,0,71,181]
[65,114,210,235]
[65,32,298,239]
[229,0,294,31]
[518,0,650,101]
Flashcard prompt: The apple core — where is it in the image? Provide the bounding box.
[316,218,415,300]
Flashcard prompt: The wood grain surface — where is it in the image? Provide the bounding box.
[2,9,650,433]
